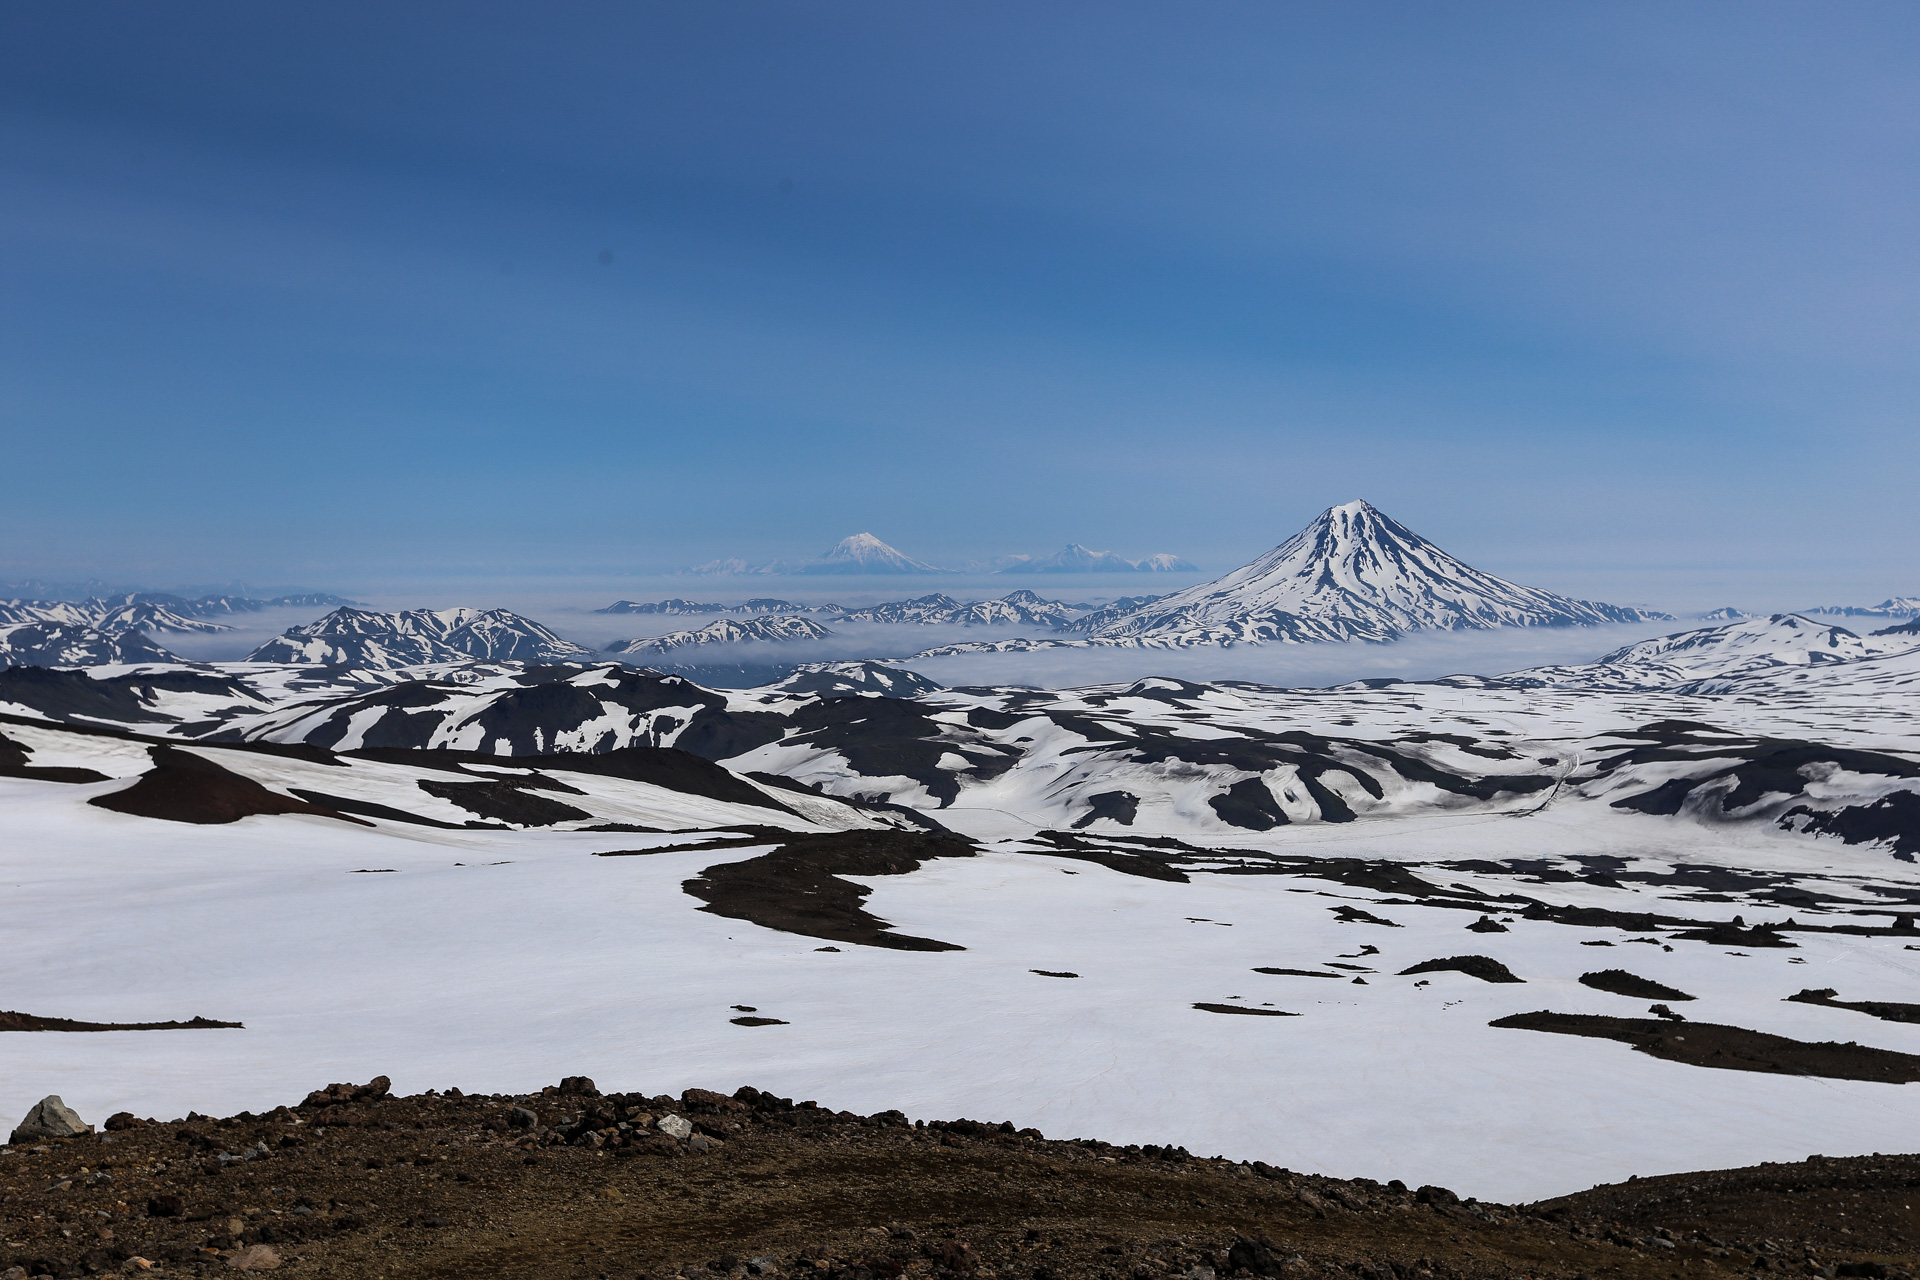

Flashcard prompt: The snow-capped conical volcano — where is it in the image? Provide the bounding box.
[793,533,948,575]
[1092,500,1669,643]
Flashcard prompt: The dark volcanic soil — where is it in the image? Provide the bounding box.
[87,747,368,827]
[0,1013,241,1034]
[8,1080,1920,1280]
[1490,1011,1920,1082]
[679,831,977,951]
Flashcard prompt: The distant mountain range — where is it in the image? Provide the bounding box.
[0,621,180,668]
[0,591,359,669]
[605,616,834,656]
[594,598,842,616]
[0,591,356,636]
[681,533,1194,576]
[830,590,1091,627]
[995,545,1196,574]
[594,591,1101,641]
[247,607,594,669]
[1804,597,1920,618]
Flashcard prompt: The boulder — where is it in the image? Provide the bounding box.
[9,1095,90,1143]
[226,1244,281,1270]
[656,1113,693,1140]
[301,1076,391,1108]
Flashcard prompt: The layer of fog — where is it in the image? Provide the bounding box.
[586,619,1692,691]
[889,620,1692,691]
[145,607,344,662]
[144,599,1708,693]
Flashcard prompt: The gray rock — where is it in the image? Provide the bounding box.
[9,1095,90,1143]
[656,1113,693,1140]
[746,1257,780,1276]
[507,1107,538,1129]
[689,1132,722,1154]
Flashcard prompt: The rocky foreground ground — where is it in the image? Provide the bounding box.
[3,1077,1918,1280]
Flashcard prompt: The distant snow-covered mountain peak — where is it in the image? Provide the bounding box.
[1089,500,1671,645]
[680,533,951,576]
[800,533,948,575]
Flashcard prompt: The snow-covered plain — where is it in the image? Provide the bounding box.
[5,772,1920,1204]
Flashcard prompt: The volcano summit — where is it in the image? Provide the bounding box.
[1061,499,1671,647]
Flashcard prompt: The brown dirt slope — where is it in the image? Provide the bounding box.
[6,1080,1920,1280]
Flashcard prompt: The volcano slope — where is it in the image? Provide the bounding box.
[6,1079,1920,1280]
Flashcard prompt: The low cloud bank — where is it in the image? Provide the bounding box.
[135,607,344,662]
[152,607,1695,693]
[893,620,1689,691]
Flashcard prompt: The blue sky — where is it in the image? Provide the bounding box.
[4,2,1918,606]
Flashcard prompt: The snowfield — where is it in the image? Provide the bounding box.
[5,773,1920,1203]
[5,611,1920,1202]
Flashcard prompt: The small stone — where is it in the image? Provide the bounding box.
[226,1243,282,1270]
[688,1133,721,1154]
[9,1094,91,1143]
[226,1216,247,1236]
[508,1107,539,1129]
[656,1114,694,1140]
[746,1257,780,1276]
[1648,1238,1676,1250]
[0,1267,23,1280]
[128,1261,155,1272]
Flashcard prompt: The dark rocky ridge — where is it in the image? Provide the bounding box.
[6,1080,1920,1280]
